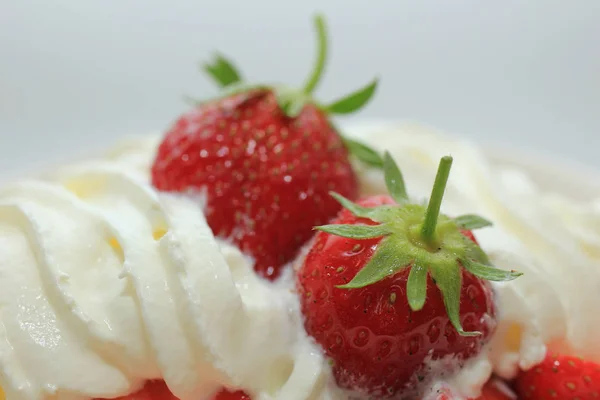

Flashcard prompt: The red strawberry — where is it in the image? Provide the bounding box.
[212,389,252,400]
[434,380,515,400]
[476,380,516,400]
[514,353,600,399]
[102,383,252,400]
[151,15,380,279]
[297,153,521,397]
[101,381,177,400]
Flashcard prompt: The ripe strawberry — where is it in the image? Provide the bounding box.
[103,382,252,400]
[102,380,177,400]
[514,353,600,399]
[212,389,252,400]
[476,380,515,400]
[297,153,522,397]
[433,380,515,400]
[151,15,380,279]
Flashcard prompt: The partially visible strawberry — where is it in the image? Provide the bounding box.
[152,14,380,280]
[433,380,515,400]
[212,389,252,400]
[101,382,252,400]
[514,353,600,399]
[100,381,177,400]
[476,380,516,400]
[435,391,454,400]
[297,153,521,397]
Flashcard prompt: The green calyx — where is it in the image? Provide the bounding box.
[201,14,378,116]
[316,152,522,336]
[197,13,383,168]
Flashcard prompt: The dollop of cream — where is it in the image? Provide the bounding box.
[0,153,330,400]
[1,123,599,400]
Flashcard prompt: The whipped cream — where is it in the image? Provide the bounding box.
[0,155,330,400]
[0,123,598,400]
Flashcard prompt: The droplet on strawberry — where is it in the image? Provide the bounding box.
[514,353,600,399]
[152,14,381,280]
[297,152,522,397]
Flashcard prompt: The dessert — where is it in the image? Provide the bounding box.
[1,13,600,400]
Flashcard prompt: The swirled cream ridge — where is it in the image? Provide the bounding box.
[0,154,331,400]
[0,123,599,399]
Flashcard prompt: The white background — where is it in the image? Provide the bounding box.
[1,0,599,180]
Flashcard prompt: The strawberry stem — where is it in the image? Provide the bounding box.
[303,14,328,95]
[420,156,453,245]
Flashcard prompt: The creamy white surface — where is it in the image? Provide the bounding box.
[0,151,330,400]
[0,123,599,399]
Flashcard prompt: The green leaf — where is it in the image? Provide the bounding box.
[462,258,522,282]
[203,53,242,88]
[465,240,493,266]
[337,241,413,289]
[188,83,267,108]
[455,214,493,230]
[429,262,480,337]
[329,192,377,219]
[316,223,392,239]
[324,78,379,115]
[406,262,428,311]
[343,138,384,168]
[383,151,409,203]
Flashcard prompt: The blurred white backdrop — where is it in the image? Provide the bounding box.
[0,0,599,180]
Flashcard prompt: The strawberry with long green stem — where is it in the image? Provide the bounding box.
[152,14,381,280]
[297,153,521,397]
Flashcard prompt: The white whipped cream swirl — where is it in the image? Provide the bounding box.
[0,151,330,400]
